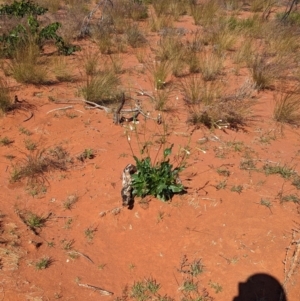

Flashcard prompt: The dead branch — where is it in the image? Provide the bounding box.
[78,282,113,296]
[82,100,112,113]
[23,111,33,122]
[113,92,125,124]
[281,0,298,22]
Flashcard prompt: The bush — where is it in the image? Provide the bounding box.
[0,0,79,57]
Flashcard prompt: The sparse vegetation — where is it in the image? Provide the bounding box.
[11,147,70,185]
[263,163,296,179]
[0,136,14,146]
[1,1,300,299]
[231,185,243,194]
[35,256,52,270]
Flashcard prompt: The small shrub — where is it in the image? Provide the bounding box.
[0,0,79,57]
[132,145,185,202]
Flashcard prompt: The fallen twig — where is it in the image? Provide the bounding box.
[82,100,112,113]
[46,106,74,114]
[23,111,33,122]
[78,282,113,296]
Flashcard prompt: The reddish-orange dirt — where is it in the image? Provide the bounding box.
[1,2,300,301]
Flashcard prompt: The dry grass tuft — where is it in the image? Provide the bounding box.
[11,147,71,185]
[273,89,300,126]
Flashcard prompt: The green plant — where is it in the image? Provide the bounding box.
[263,164,296,179]
[61,239,74,250]
[273,90,300,126]
[130,278,161,301]
[22,211,46,232]
[178,256,204,277]
[84,227,97,241]
[132,145,185,202]
[0,136,14,146]
[35,256,52,270]
[0,0,79,57]
[180,280,198,293]
[77,149,95,161]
